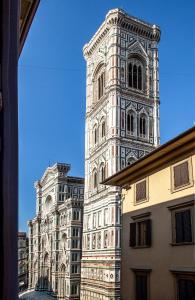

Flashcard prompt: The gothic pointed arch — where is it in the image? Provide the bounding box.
[127,53,146,92]
[126,109,137,136]
[99,162,106,182]
[93,62,106,103]
[92,168,98,189]
[100,116,106,139]
[93,123,98,145]
[139,112,148,138]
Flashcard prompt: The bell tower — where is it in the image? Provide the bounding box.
[81,9,161,300]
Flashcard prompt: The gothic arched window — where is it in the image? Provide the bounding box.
[100,164,106,182]
[101,120,106,138]
[93,170,97,189]
[98,72,105,100]
[93,63,105,103]
[93,125,98,145]
[140,114,147,138]
[128,59,143,91]
[127,111,135,135]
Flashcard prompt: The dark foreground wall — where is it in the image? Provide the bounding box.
[0,1,19,299]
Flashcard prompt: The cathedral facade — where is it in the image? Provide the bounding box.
[28,163,84,299]
[81,9,161,300]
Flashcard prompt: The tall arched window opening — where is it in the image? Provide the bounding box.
[93,171,97,189]
[128,59,143,91]
[128,63,133,87]
[140,114,147,138]
[98,72,105,100]
[100,165,106,182]
[94,126,98,145]
[138,66,142,90]
[127,111,135,135]
[101,121,105,138]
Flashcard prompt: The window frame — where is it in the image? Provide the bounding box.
[130,214,152,248]
[169,201,194,246]
[126,110,136,136]
[171,158,194,193]
[139,113,148,139]
[132,269,151,300]
[127,58,144,92]
[171,270,195,300]
[134,178,149,205]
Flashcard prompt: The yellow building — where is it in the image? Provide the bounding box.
[103,127,195,300]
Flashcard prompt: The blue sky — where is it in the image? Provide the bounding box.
[19,0,195,232]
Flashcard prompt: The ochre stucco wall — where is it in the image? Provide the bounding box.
[121,154,195,300]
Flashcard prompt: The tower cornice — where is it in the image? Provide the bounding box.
[83,8,161,59]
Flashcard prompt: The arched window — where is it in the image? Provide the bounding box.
[93,170,97,188]
[127,111,135,135]
[133,64,137,88]
[128,63,133,87]
[101,120,106,138]
[138,66,142,90]
[98,72,105,100]
[100,164,106,182]
[128,59,143,91]
[140,114,147,137]
[93,126,98,145]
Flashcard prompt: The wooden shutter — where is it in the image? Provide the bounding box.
[178,279,195,300]
[173,161,189,188]
[183,210,192,242]
[136,274,148,300]
[136,180,146,202]
[146,219,152,246]
[175,212,183,243]
[130,223,136,247]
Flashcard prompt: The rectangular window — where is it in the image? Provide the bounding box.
[175,209,192,244]
[178,278,195,300]
[171,158,193,192]
[135,272,149,300]
[135,180,147,203]
[172,272,195,300]
[130,219,151,247]
[173,161,189,189]
[169,201,194,245]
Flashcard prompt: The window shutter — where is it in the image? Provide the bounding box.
[178,279,195,300]
[183,210,192,242]
[146,219,152,246]
[175,212,183,243]
[136,180,146,202]
[136,275,148,300]
[174,161,189,188]
[130,223,136,247]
